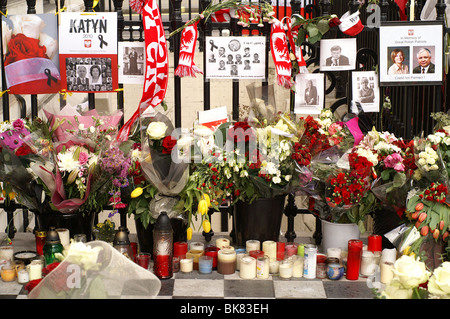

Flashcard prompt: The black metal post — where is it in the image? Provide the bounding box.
[171,0,183,127]
[0,0,8,122]
[200,0,211,111]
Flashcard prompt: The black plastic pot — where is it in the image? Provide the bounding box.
[35,210,97,240]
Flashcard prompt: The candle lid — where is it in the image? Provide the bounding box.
[45,227,61,245]
[154,212,172,230]
[113,226,130,245]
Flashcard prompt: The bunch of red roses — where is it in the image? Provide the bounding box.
[348,152,374,178]
[418,182,448,204]
[325,171,370,208]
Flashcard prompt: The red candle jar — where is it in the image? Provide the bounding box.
[154,254,171,278]
[368,235,382,252]
[130,242,138,262]
[174,242,188,259]
[276,242,285,261]
[346,239,363,280]
[285,243,298,257]
[204,246,220,269]
[35,231,47,256]
[249,250,265,259]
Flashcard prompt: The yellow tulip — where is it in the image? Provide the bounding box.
[187,227,193,240]
[202,193,211,207]
[198,199,209,215]
[131,187,143,198]
[202,220,211,233]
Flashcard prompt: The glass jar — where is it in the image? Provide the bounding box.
[43,227,63,266]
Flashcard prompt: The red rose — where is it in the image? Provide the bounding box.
[228,121,255,143]
[328,17,342,28]
[161,136,177,154]
[4,33,48,65]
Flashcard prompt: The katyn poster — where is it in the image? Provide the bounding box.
[59,12,118,93]
[2,14,61,95]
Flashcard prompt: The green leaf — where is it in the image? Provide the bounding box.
[306,23,319,38]
[295,28,306,46]
[392,172,406,188]
[316,19,330,35]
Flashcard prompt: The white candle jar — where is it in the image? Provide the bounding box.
[239,256,256,279]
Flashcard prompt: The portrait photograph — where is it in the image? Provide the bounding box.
[352,71,380,113]
[319,38,357,71]
[118,42,145,84]
[294,73,325,115]
[205,36,266,80]
[379,21,443,86]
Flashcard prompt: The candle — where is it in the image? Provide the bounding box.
[174,242,188,258]
[380,261,394,284]
[262,241,277,261]
[381,248,397,264]
[199,256,213,274]
[222,29,230,37]
[0,246,14,261]
[180,257,194,273]
[368,235,382,253]
[316,262,327,279]
[28,260,43,281]
[154,254,171,278]
[346,239,363,280]
[303,244,317,279]
[249,250,264,259]
[239,256,256,279]
[35,231,47,255]
[327,248,342,260]
[276,242,285,260]
[190,242,204,252]
[360,251,377,277]
[186,250,204,270]
[235,249,247,271]
[217,248,236,275]
[136,252,151,270]
[285,243,298,257]
[256,256,270,279]
[292,256,304,278]
[246,240,260,252]
[204,246,220,269]
[73,234,87,243]
[279,260,293,279]
[269,260,280,274]
[215,238,230,250]
[56,228,70,248]
[1,265,15,282]
[17,269,29,284]
[297,244,304,257]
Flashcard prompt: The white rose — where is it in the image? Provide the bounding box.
[146,122,168,140]
[2,21,11,55]
[426,157,436,165]
[285,175,292,181]
[10,14,46,39]
[272,176,281,184]
[418,158,427,166]
[392,255,430,288]
[381,281,414,299]
[193,125,214,137]
[39,33,58,60]
[428,262,450,297]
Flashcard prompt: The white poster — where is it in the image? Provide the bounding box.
[205,36,266,80]
[294,73,324,115]
[118,42,145,84]
[352,71,380,113]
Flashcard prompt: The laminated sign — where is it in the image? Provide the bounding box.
[58,12,118,93]
[2,14,61,95]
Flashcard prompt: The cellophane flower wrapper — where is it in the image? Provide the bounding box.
[139,111,189,219]
[371,175,412,210]
[246,83,277,123]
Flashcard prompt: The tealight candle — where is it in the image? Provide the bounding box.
[56,228,70,248]
[246,240,260,252]
[180,257,194,273]
[279,260,293,279]
[217,248,236,275]
[215,238,230,250]
[262,241,276,261]
[256,256,270,279]
[292,256,304,278]
[239,256,256,279]
[0,246,14,261]
[1,265,15,282]
[198,256,213,274]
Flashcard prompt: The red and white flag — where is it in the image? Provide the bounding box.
[270,19,293,89]
[117,0,169,142]
[174,20,203,78]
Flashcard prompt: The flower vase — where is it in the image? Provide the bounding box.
[232,195,286,247]
[321,219,360,253]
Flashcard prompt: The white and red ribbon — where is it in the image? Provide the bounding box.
[270,19,293,89]
[174,20,203,78]
[117,0,169,142]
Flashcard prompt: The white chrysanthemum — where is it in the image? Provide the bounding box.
[0,121,13,133]
[57,151,81,172]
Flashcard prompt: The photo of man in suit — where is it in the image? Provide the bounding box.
[413,48,435,74]
[325,45,350,66]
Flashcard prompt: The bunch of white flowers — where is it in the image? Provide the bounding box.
[355,146,379,166]
[417,146,439,171]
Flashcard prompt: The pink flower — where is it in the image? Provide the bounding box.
[328,123,342,136]
[384,153,405,172]
[12,119,25,131]
[78,152,89,165]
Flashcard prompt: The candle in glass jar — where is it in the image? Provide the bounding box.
[56,228,70,248]
[381,248,397,264]
[262,241,276,261]
[279,260,293,279]
[190,242,205,252]
[239,256,256,279]
[17,269,29,284]
[256,256,270,279]
[360,251,377,277]
[327,247,342,260]
[35,231,47,255]
[205,246,220,269]
[215,238,230,250]
[180,257,194,273]
[292,256,304,278]
[28,260,43,281]
[235,249,247,271]
[1,265,15,282]
[346,239,363,280]
[276,242,285,260]
[380,261,394,284]
[198,256,213,274]
[174,242,188,259]
[217,248,236,274]
[297,244,304,257]
[186,250,204,270]
[0,246,14,261]
[246,240,260,252]
[249,250,264,259]
[368,235,382,253]
[285,243,297,257]
[269,260,280,274]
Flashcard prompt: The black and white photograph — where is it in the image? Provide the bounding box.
[65,57,113,92]
[319,38,357,71]
[118,42,145,84]
[379,21,443,86]
[205,36,266,80]
[294,73,325,115]
[352,71,380,113]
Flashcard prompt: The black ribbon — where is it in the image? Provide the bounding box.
[98,34,108,49]
[45,69,57,87]
[209,40,218,52]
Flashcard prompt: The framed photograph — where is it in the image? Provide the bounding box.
[351,71,380,113]
[319,38,357,71]
[205,36,266,80]
[2,14,61,94]
[294,73,325,115]
[118,42,145,84]
[59,12,118,93]
[379,21,444,86]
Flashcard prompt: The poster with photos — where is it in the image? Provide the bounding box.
[205,36,266,80]
[58,12,118,93]
[118,42,145,84]
[294,73,324,115]
[2,14,61,94]
[379,21,443,86]
[351,71,379,113]
[319,38,357,71]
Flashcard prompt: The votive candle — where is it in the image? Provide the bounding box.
[292,256,304,278]
[279,260,293,279]
[368,235,382,253]
[380,261,394,284]
[28,260,43,281]
[239,256,256,279]
[269,260,280,274]
[215,238,230,250]
[327,248,342,260]
[297,244,305,257]
[186,249,204,270]
[262,240,277,261]
[217,248,236,275]
[180,257,194,273]
[246,240,260,252]
[204,246,220,269]
[56,228,70,248]
[285,243,297,257]
[235,249,247,271]
[256,256,270,279]
[249,250,264,259]
[276,242,285,260]
[360,251,377,277]
[17,269,29,284]
[198,256,213,274]
[0,246,14,261]
[1,265,15,282]
[381,248,397,264]
[190,242,204,252]
[174,242,188,259]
